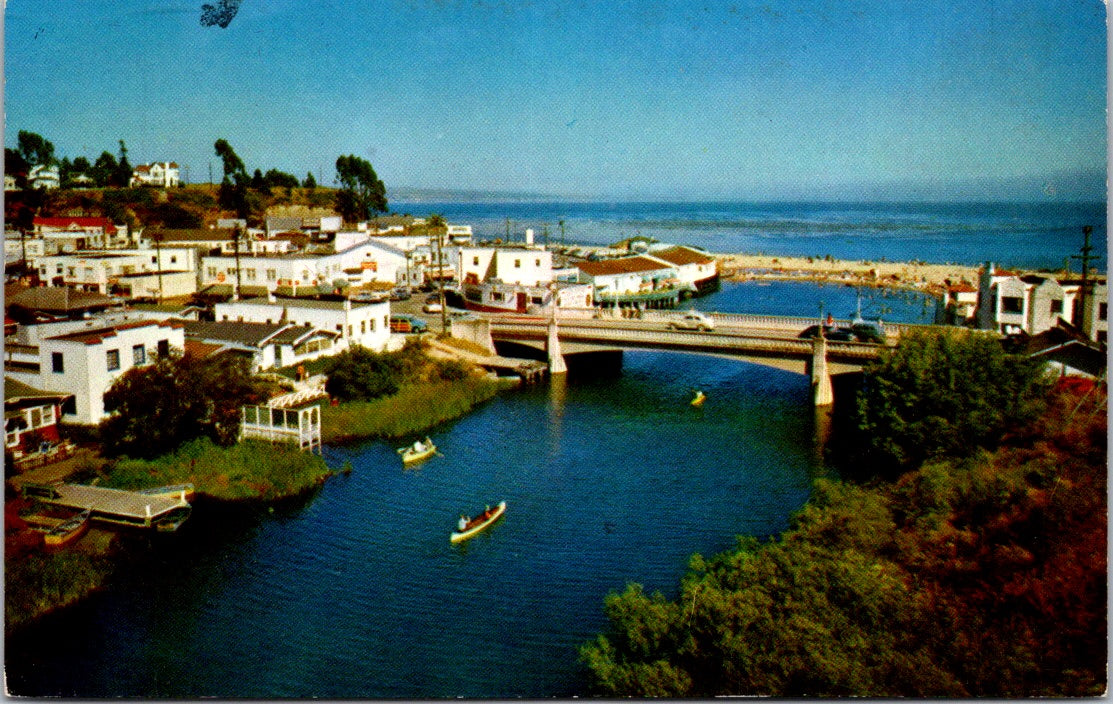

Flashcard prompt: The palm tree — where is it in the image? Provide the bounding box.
[428,214,448,332]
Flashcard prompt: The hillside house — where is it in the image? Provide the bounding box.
[28,164,60,190]
[130,162,180,188]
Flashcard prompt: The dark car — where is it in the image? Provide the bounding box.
[849,322,885,343]
[389,287,412,301]
[798,324,855,341]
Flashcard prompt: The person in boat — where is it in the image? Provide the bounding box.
[458,515,469,531]
[413,439,426,453]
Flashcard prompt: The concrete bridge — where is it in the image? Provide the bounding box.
[451,310,917,406]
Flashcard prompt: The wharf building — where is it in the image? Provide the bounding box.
[972,263,1107,343]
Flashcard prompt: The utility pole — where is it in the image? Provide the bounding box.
[505,216,510,242]
[1070,225,1100,334]
[435,222,447,332]
[232,225,243,301]
[154,231,164,303]
[559,219,566,247]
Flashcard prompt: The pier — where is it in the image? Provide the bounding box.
[21,482,192,531]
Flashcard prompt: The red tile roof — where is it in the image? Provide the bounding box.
[576,256,674,277]
[33,217,117,234]
[651,246,715,266]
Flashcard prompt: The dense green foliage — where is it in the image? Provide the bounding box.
[334,154,387,222]
[100,353,274,459]
[321,376,498,443]
[100,437,333,501]
[853,329,1053,477]
[5,548,115,633]
[323,340,432,402]
[582,330,1104,697]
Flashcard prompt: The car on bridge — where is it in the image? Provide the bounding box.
[798,324,855,341]
[667,311,715,332]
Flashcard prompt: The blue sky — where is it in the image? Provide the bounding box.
[4,0,1107,201]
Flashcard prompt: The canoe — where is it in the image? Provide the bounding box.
[44,509,91,547]
[399,438,437,465]
[450,501,506,543]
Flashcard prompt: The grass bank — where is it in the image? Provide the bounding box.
[98,437,333,501]
[322,376,499,444]
[5,548,116,633]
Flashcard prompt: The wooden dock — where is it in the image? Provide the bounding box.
[22,483,192,531]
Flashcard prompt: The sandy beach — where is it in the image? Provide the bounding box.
[715,252,981,296]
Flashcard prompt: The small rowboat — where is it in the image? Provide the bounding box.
[398,437,437,465]
[44,509,91,548]
[451,501,506,543]
[691,390,706,407]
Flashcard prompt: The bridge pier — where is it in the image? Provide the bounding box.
[547,319,568,375]
[809,335,834,407]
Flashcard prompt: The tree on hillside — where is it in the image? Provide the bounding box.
[264,169,300,190]
[16,130,55,166]
[91,151,118,188]
[111,140,133,187]
[303,171,317,189]
[214,138,251,218]
[5,148,29,187]
[334,154,386,223]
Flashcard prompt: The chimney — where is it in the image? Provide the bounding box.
[525,229,534,246]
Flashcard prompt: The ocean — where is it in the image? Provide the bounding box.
[390,199,1107,272]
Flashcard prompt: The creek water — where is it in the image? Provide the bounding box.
[5,281,935,697]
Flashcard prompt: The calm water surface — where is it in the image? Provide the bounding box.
[2,282,938,697]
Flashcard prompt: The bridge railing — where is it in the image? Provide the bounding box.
[517,307,939,338]
[489,320,881,360]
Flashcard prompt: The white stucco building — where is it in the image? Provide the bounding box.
[4,319,185,425]
[214,297,391,352]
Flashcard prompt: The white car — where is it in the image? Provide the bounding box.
[668,311,715,332]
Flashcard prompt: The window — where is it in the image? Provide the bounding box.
[51,352,64,373]
[106,349,120,371]
[133,344,146,366]
[170,256,177,264]
[370,318,376,332]
[157,340,170,357]
[360,321,366,334]
[246,268,256,281]
[151,256,157,264]
[208,267,218,278]
[536,259,541,267]
[1001,296,1023,314]
[267,269,277,281]
[1100,303,1108,321]
[473,257,480,266]
[1051,300,1063,315]
[514,259,521,268]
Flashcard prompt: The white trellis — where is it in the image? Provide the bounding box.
[240,403,321,454]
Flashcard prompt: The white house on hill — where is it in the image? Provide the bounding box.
[130,162,181,188]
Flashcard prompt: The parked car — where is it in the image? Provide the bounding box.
[849,321,885,343]
[798,324,855,341]
[389,287,411,301]
[667,311,715,332]
[422,295,444,313]
[390,314,428,333]
[351,290,390,303]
